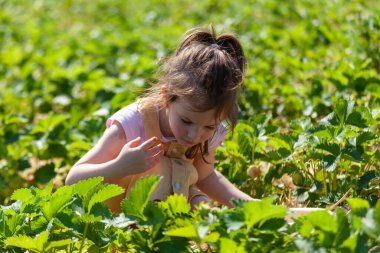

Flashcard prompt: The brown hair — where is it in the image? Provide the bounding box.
[141,25,247,159]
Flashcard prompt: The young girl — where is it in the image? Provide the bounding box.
[65,26,254,212]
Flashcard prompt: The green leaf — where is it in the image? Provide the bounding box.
[74,177,104,199]
[236,132,253,159]
[375,201,380,238]
[334,99,354,125]
[355,131,377,146]
[342,144,364,161]
[335,127,346,143]
[346,111,369,128]
[347,198,369,217]
[41,186,73,220]
[361,209,378,239]
[219,237,246,253]
[320,112,339,126]
[308,126,332,139]
[243,199,287,228]
[45,239,73,251]
[6,213,28,235]
[67,141,93,152]
[103,213,134,229]
[165,225,198,239]
[290,118,312,133]
[322,153,341,172]
[340,233,358,252]
[220,237,237,252]
[202,232,219,243]
[295,238,316,252]
[222,210,245,233]
[225,142,246,161]
[299,218,314,238]
[121,175,161,220]
[270,133,294,151]
[5,230,49,252]
[266,148,291,161]
[55,213,81,234]
[358,171,378,189]
[80,213,101,223]
[34,163,56,184]
[197,224,209,240]
[33,181,54,198]
[234,122,257,137]
[316,142,340,156]
[334,208,350,246]
[88,184,124,213]
[11,188,34,202]
[143,202,165,226]
[164,194,190,215]
[293,133,308,149]
[304,210,336,233]
[259,217,286,230]
[30,114,68,134]
[4,114,28,124]
[155,236,189,253]
[41,141,68,159]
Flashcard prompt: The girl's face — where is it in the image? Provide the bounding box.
[165,97,219,147]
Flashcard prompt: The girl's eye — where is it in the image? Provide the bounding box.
[181,119,192,124]
[206,126,216,130]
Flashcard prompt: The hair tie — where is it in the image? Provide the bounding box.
[211,43,220,49]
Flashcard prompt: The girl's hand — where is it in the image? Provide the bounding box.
[115,136,164,175]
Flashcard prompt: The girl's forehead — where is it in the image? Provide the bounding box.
[173,97,220,125]
[175,97,210,112]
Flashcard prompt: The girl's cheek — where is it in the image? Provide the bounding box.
[175,122,186,136]
[201,130,214,142]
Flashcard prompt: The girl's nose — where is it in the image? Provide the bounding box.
[187,126,200,140]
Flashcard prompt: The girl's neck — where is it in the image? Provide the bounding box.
[158,106,174,138]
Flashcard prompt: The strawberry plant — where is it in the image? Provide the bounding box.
[1,176,379,252]
[218,98,379,207]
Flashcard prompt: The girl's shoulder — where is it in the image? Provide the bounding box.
[106,102,146,141]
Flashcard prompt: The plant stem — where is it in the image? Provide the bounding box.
[329,188,352,211]
[328,173,333,192]
[251,136,256,162]
[79,222,89,252]
[28,218,31,235]
[322,170,328,196]
[333,170,338,190]
[2,211,5,236]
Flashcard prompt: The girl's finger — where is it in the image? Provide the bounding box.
[145,143,163,157]
[146,149,164,168]
[126,136,141,148]
[140,136,160,150]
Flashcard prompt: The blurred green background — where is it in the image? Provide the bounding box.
[1,0,379,205]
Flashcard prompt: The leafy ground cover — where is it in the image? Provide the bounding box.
[1,0,379,251]
[2,176,380,252]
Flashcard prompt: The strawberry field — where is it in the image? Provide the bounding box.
[1,0,379,252]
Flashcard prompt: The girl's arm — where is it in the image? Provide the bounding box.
[65,121,163,185]
[194,150,254,207]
